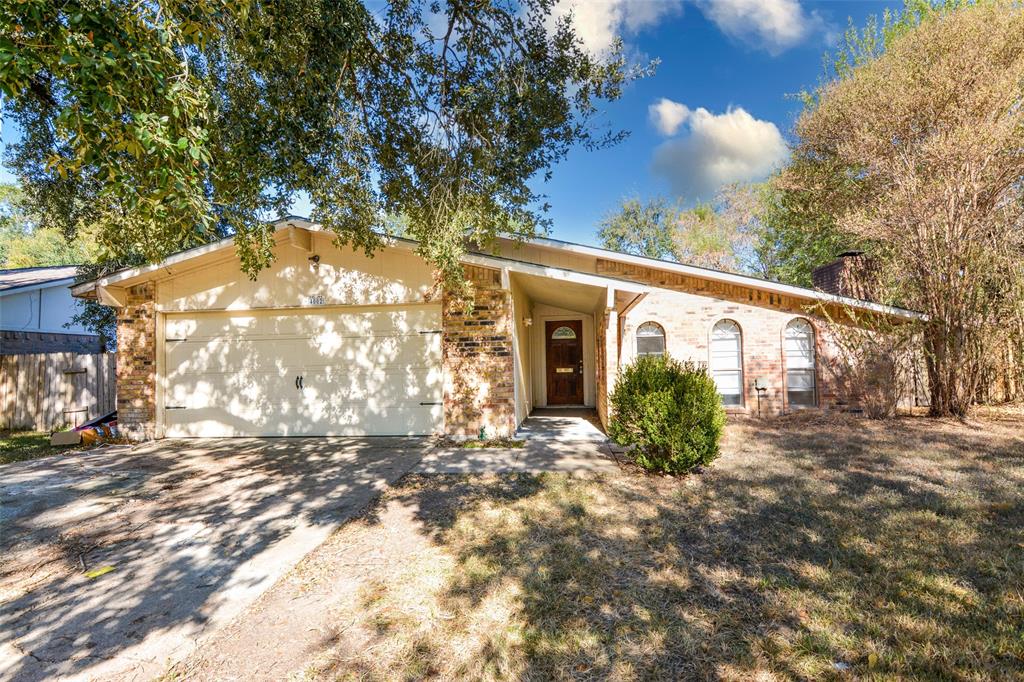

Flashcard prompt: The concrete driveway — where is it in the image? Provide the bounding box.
[0,438,429,682]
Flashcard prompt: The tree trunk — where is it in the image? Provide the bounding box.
[923,324,974,417]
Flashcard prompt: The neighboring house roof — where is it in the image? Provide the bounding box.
[0,265,80,293]
[70,219,925,321]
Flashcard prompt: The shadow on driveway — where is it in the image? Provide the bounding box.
[0,437,428,681]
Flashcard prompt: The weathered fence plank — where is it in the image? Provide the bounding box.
[0,352,116,431]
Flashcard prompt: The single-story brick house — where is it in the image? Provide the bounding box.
[71,218,922,441]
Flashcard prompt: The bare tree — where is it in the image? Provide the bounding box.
[785,4,1024,417]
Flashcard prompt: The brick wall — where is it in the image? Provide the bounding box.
[811,253,877,301]
[442,266,516,438]
[620,290,844,416]
[597,258,851,320]
[116,283,156,440]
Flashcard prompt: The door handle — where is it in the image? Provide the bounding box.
[299,376,304,389]
[295,375,300,390]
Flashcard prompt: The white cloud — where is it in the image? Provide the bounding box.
[547,0,683,55]
[651,105,788,199]
[648,98,691,136]
[698,0,827,54]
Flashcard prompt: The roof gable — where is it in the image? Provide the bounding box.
[70,218,923,321]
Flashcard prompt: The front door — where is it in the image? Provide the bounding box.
[545,320,584,405]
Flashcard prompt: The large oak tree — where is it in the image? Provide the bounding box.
[0,0,638,291]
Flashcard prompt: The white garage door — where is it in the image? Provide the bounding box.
[162,305,443,437]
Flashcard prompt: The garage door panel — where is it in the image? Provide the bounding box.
[166,338,307,376]
[302,334,441,368]
[301,366,443,403]
[165,402,440,438]
[165,402,298,437]
[163,305,443,437]
[287,404,442,437]
[165,314,262,340]
[166,370,298,409]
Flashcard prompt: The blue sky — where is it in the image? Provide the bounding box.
[0,0,901,246]
[535,0,903,245]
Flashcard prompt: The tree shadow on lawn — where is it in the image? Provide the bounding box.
[0,436,426,682]
[311,416,1024,680]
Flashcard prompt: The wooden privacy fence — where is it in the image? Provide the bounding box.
[0,353,116,431]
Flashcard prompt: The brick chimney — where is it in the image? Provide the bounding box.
[812,251,876,300]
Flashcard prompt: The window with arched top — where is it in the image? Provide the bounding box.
[710,320,743,406]
[785,318,817,407]
[551,325,577,340]
[636,322,666,357]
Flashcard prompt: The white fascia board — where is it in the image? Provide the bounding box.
[523,237,926,321]
[460,251,650,294]
[71,236,239,296]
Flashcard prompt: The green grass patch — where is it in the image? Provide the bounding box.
[0,430,81,465]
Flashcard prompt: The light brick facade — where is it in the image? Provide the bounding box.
[116,283,156,440]
[618,290,842,416]
[441,266,516,438]
[101,232,900,441]
[812,252,876,300]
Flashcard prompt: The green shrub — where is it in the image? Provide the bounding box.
[608,355,726,474]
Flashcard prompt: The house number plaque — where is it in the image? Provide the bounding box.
[305,295,326,306]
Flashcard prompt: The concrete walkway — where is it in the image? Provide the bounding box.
[516,408,608,442]
[414,409,619,474]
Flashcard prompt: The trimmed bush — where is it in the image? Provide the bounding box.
[608,355,726,474]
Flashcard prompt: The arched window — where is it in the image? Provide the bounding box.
[785,319,817,407]
[710,320,743,406]
[551,325,577,339]
[636,322,666,357]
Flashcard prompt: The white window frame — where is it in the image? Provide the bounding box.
[636,321,666,358]
[710,319,744,407]
[785,318,817,408]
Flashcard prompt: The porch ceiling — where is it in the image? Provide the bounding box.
[511,271,606,313]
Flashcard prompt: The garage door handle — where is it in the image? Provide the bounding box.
[299,376,304,389]
[295,375,300,390]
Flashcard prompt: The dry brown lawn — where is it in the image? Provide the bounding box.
[177,408,1024,681]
